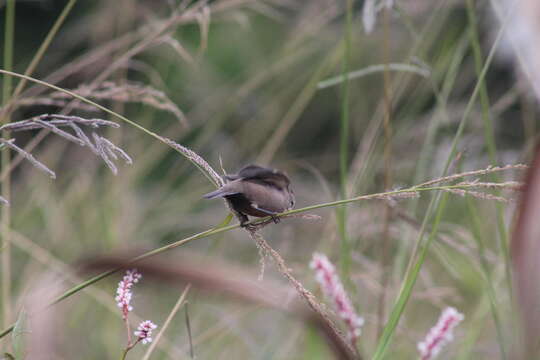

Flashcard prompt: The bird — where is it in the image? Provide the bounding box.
[203,164,295,226]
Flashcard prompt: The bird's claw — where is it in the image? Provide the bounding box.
[241,222,257,231]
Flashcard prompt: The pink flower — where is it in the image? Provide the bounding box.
[310,253,364,346]
[134,320,158,345]
[115,269,142,319]
[418,307,464,360]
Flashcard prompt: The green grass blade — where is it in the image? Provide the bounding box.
[372,19,506,360]
[372,193,449,360]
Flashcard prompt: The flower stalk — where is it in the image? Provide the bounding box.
[417,307,464,360]
[115,269,157,359]
[310,253,364,348]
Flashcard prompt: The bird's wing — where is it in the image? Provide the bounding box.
[237,164,270,178]
[202,188,240,199]
[203,181,243,199]
[241,180,288,213]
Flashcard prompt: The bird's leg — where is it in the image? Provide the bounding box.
[241,220,258,232]
[271,215,280,224]
[238,213,250,228]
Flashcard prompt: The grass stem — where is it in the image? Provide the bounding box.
[1,0,15,330]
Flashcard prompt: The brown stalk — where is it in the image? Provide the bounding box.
[246,229,359,359]
[511,146,540,359]
[376,4,394,340]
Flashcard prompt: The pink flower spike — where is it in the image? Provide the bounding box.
[310,252,364,346]
[134,320,158,345]
[418,307,464,360]
[115,269,142,319]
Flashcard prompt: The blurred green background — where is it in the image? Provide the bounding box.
[0,0,535,359]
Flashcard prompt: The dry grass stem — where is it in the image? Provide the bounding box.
[242,214,322,233]
[16,97,98,112]
[414,164,528,188]
[444,188,511,203]
[246,229,358,359]
[157,35,195,64]
[32,119,86,145]
[92,133,133,175]
[159,136,224,187]
[373,190,420,202]
[0,138,56,179]
[283,213,323,221]
[18,81,187,127]
[0,114,131,176]
[455,180,524,190]
[141,285,191,360]
[195,5,211,53]
[1,114,119,132]
[253,238,267,281]
[185,302,194,359]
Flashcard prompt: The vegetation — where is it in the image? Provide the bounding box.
[0,1,537,359]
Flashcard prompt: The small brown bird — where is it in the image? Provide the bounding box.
[203,164,295,226]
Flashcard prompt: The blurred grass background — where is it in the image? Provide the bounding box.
[0,0,535,359]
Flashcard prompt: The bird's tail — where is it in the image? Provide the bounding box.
[203,188,239,199]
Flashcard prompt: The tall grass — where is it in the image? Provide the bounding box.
[0,1,537,359]
[1,0,15,337]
